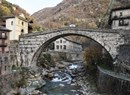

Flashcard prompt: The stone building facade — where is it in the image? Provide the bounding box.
[109,7,130,30]
[54,37,82,52]
[4,15,28,41]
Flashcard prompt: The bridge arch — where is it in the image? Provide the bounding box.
[32,33,113,66]
[18,28,124,67]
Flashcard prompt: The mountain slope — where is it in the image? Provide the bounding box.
[32,0,126,30]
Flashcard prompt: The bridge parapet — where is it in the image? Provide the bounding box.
[20,27,127,37]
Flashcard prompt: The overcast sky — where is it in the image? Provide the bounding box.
[6,0,62,14]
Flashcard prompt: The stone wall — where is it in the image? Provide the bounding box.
[98,67,130,95]
[0,53,11,75]
[116,44,130,74]
[0,72,22,95]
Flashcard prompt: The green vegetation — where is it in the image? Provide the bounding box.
[0,0,30,19]
[0,0,44,32]
[0,5,11,16]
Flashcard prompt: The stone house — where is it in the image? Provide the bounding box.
[3,15,28,41]
[54,37,82,52]
[109,7,130,30]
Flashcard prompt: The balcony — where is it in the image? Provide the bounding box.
[0,44,7,47]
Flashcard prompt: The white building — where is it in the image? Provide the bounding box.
[109,7,130,30]
[4,15,28,40]
[54,38,82,52]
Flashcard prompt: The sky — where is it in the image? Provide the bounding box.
[6,0,63,15]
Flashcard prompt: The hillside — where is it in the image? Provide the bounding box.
[0,0,43,31]
[0,0,30,20]
[32,0,127,30]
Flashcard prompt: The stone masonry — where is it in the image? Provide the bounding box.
[18,27,129,67]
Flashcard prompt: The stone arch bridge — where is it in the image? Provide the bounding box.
[18,27,129,67]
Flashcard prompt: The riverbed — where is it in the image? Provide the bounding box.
[39,61,102,95]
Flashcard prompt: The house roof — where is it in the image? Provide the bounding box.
[111,16,130,20]
[111,6,130,12]
[0,26,11,32]
[3,15,28,22]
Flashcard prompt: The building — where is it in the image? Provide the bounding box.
[0,26,11,75]
[0,26,11,53]
[54,37,82,52]
[109,7,130,30]
[28,20,33,33]
[0,0,2,3]
[3,15,28,40]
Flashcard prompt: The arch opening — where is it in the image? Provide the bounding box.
[31,33,113,69]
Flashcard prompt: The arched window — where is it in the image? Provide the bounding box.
[21,29,24,34]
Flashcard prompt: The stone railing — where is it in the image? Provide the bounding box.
[98,66,130,95]
[98,66,130,81]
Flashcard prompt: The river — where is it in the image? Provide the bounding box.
[39,61,102,95]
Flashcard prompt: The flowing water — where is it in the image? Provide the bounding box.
[39,61,101,95]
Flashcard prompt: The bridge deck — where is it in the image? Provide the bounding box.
[20,27,127,37]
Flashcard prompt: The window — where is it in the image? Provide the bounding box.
[22,22,24,25]
[120,12,123,17]
[60,40,62,43]
[119,19,124,26]
[63,45,66,50]
[5,66,6,71]
[11,21,13,25]
[56,45,59,49]
[21,29,24,34]
[60,45,62,49]
[124,20,129,26]
[119,19,129,26]
[2,33,6,38]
